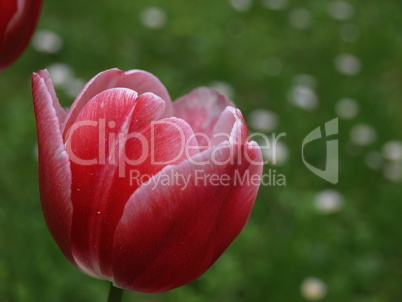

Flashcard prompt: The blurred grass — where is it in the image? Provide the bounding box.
[1,0,402,301]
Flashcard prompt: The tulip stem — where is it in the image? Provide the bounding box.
[107,283,124,302]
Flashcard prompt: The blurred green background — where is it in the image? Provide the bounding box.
[1,0,402,301]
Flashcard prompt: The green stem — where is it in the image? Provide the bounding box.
[107,283,124,302]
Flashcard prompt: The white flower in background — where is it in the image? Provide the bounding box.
[229,0,253,12]
[140,7,167,29]
[300,277,327,301]
[47,63,85,99]
[262,0,289,11]
[340,24,360,42]
[64,78,85,98]
[263,57,283,76]
[32,30,63,54]
[261,140,288,165]
[288,84,318,111]
[349,124,377,146]
[334,54,361,75]
[383,163,402,183]
[314,189,344,214]
[364,151,383,170]
[47,63,74,87]
[289,9,313,30]
[382,141,402,162]
[248,109,278,132]
[209,81,235,100]
[293,74,317,89]
[335,98,359,119]
[328,1,354,21]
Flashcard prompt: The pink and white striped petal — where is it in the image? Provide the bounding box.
[212,106,249,146]
[32,72,74,264]
[36,69,67,124]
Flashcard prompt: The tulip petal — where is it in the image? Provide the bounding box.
[61,69,172,138]
[68,88,139,279]
[112,141,262,292]
[67,89,198,279]
[0,1,17,44]
[32,72,74,264]
[37,69,67,124]
[0,0,43,70]
[173,88,234,147]
[212,106,249,146]
[120,70,173,118]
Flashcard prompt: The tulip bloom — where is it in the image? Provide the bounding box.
[32,68,262,292]
[0,0,43,70]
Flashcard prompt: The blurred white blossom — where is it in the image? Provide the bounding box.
[289,9,313,29]
[335,98,359,119]
[64,78,85,98]
[229,0,253,12]
[383,163,402,183]
[300,277,327,301]
[248,109,278,132]
[140,7,167,29]
[293,74,317,89]
[314,189,344,214]
[47,63,74,87]
[209,81,235,100]
[328,1,354,21]
[288,85,318,111]
[382,141,402,162]
[335,54,361,75]
[350,124,377,146]
[32,30,63,54]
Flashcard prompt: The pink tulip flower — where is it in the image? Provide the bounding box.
[32,68,262,292]
[0,0,43,70]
